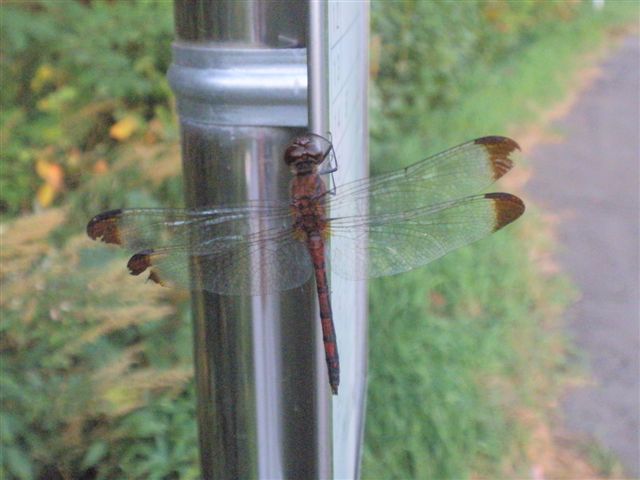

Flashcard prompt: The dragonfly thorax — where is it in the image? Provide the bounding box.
[289,167,329,241]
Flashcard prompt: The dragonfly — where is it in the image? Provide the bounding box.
[87,134,525,395]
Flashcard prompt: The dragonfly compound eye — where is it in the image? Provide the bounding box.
[285,134,331,167]
[304,141,325,164]
[284,143,305,165]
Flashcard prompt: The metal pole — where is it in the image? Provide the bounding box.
[169,1,331,478]
[308,0,329,136]
[307,1,333,474]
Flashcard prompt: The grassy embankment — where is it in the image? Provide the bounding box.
[362,2,638,479]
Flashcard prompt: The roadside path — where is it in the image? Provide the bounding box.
[526,35,639,477]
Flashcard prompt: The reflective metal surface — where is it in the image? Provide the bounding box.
[170,1,331,479]
[307,1,333,477]
[307,0,329,136]
[168,46,307,126]
[174,0,307,46]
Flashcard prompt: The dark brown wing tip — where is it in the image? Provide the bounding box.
[127,249,154,276]
[485,192,525,230]
[127,251,166,286]
[86,209,123,244]
[474,136,521,180]
[474,135,521,151]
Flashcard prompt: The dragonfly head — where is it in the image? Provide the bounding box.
[284,134,331,175]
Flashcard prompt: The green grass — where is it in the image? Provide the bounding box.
[362,2,638,479]
[363,218,569,479]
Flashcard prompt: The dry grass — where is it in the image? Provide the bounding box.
[0,208,67,282]
[1,201,193,458]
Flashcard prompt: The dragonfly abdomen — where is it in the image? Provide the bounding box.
[307,234,339,395]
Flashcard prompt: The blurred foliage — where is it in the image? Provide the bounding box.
[0,0,174,215]
[1,206,197,479]
[1,0,637,479]
[369,0,624,160]
[364,1,637,479]
[1,3,188,476]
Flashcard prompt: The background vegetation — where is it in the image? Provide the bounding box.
[1,1,637,479]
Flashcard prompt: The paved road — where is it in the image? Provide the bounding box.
[526,35,639,477]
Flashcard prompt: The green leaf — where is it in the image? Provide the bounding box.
[81,441,108,470]
[4,447,33,480]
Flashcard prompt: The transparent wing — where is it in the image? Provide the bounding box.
[87,202,314,295]
[129,228,313,295]
[86,201,289,251]
[329,193,524,280]
[327,136,520,217]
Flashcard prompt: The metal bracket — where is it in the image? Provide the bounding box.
[168,44,308,126]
